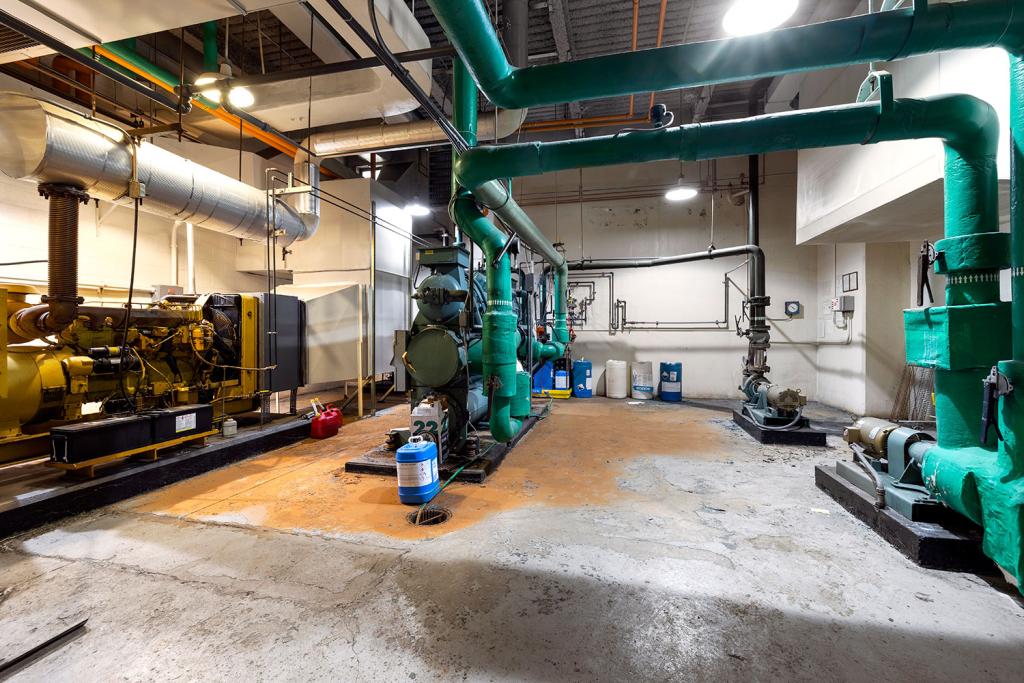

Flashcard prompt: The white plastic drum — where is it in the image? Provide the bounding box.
[605,360,628,398]
[631,361,655,399]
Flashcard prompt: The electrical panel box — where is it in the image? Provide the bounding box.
[829,295,855,313]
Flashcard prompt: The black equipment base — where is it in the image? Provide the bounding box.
[345,415,540,483]
[0,418,310,539]
[815,464,996,574]
[732,409,828,446]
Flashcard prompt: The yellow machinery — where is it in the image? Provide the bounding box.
[1,285,267,463]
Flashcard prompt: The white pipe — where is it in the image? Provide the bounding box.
[186,222,196,295]
[170,220,180,286]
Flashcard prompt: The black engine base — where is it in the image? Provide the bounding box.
[815,464,996,574]
[732,409,827,446]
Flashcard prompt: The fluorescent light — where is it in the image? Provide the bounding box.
[664,186,699,202]
[360,168,381,180]
[404,202,431,217]
[228,86,254,108]
[723,0,798,37]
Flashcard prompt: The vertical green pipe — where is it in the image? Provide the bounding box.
[452,194,522,442]
[202,21,220,73]
[1012,54,1024,361]
[452,59,521,442]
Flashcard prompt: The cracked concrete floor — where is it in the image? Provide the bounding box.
[2,399,1023,681]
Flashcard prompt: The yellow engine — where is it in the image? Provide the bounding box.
[1,286,268,462]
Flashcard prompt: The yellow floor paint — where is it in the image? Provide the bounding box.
[125,399,727,540]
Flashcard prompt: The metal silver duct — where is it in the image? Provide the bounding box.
[305,108,527,158]
[0,93,316,245]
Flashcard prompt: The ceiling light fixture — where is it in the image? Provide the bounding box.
[664,185,699,202]
[723,0,798,37]
[404,202,431,217]
[193,63,255,108]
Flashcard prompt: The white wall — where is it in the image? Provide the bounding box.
[514,153,823,400]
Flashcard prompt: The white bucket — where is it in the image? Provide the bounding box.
[605,360,628,398]
[631,361,655,399]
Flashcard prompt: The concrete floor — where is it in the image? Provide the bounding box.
[1,398,1022,681]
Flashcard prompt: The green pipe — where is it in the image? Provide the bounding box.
[1012,54,1024,361]
[452,192,522,443]
[95,40,221,108]
[457,95,1000,308]
[426,0,1024,110]
[202,21,219,73]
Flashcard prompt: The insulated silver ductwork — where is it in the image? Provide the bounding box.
[0,93,317,245]
[303,108,527,159]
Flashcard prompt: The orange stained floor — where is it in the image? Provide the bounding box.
[126,399,728,540]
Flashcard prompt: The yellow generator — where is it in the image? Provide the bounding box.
[1,285,303,463]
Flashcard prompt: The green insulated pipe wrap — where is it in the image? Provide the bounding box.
[452,193,521,443]
[1013,54,1024,361]
[426,0,1024,110]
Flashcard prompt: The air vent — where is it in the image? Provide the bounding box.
[0,26,38,55]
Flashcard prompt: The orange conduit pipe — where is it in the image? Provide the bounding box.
[92,45,297,158]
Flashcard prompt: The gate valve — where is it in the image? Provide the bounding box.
[981,366,1014,444]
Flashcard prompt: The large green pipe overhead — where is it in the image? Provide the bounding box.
[456,94,1000,285]
[426,0,1024,110]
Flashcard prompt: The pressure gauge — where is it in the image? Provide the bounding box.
[784,301,801,317]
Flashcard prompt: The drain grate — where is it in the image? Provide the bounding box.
[408,506,451,527]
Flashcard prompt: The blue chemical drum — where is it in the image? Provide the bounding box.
[572,360,593,398]
[396,436,440,504]
[660,362,683,402]
[532,361,554,396]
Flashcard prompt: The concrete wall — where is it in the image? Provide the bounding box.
[514,153,824,400]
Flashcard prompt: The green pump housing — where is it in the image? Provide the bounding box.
[405,244,488,457]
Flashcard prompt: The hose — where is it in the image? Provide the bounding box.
[851,445,887,509]
[743,404,805,431]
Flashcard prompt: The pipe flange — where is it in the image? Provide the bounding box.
[40,294,85,305]
[37,183,90,204]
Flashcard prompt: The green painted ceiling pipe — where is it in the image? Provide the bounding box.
[202,21,219,73]
[426,0,1024,110]
[456,94,1000,309]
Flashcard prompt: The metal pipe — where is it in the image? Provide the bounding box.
[0,93,315,245]
[426,0,1024,110]
[185,222,196,294]
[503,0,529,68]
[0,9,186,114]
[570,245,765,309]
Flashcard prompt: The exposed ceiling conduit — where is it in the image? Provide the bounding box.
[0,93,318,245]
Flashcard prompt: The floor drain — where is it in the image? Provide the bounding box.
[408,506,452,527]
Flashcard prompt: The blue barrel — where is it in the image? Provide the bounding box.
[396,436,440,504]
[659,362,683,402]
[532,361,554,394]
[572,360,593,398]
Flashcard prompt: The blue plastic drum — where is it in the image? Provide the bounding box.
[572,360,593,398]
[659,362,683,402]
[396,436,440,504]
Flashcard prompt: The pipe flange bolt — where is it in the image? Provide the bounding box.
[37,183,90,204]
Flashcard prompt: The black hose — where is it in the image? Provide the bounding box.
[0,260,47,266]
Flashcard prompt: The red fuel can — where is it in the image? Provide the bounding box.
[310,406,342,439]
